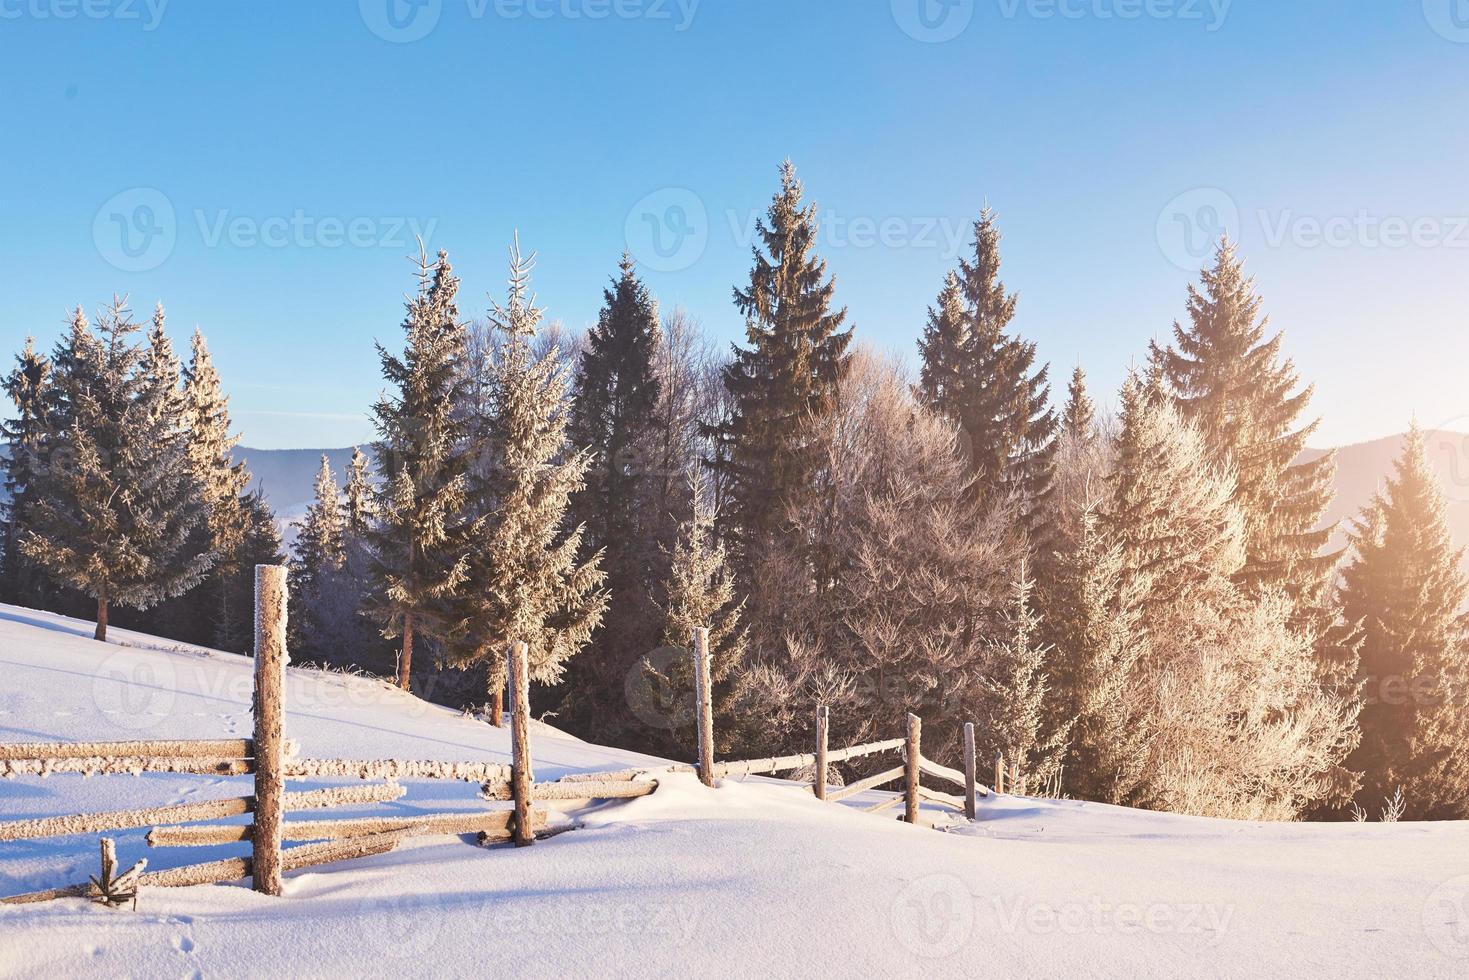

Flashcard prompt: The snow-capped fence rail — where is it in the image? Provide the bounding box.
[1,564,662,906]
[689,638,993,825]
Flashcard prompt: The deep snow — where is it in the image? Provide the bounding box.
[1,603,1468,979]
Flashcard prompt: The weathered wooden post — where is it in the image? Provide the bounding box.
[963,722,977,820]
[692,627,715,788]
[509,640,535,847]
[994,750,1005,796]
[813,705,829,800]
[252,564,288,896]
[904,713,921,825]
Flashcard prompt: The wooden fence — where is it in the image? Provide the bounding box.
[3,572,1013,907]
[0,566,656,906]
[687,628,995,824]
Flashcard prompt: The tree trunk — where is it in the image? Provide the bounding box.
[398,613,414,691]
[490,687,504,728]
[94,596,108,642]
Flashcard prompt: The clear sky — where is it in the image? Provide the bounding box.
[2,0,1466,449]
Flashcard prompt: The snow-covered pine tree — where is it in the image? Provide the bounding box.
[453,240,608,723]
[0,337,52,607]
[916,270,967,418]
[178,328,259,647]
[710,160,853,572]
[977,561,1069,791]
[343,446,375,539]
[1148,238,1338,607]
[366,248,473,690]
[921,209,1057,525]
[215,488,285,652]
[559,255,664,742]
[290,456,346,657]
[642,474,749,753]
[1340,426,1469,819]
[21,301,212,641]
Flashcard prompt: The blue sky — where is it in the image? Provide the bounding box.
[2,0,1466,449]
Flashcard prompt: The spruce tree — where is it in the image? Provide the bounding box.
[0,337,52,606]
[920,209,1057,521]
[290,456,347,657]
[1149,238,1337,605]
[560,255,665,741]
[453,241,608,723]
[175,327,260,648]
[366,249,473,690]
[1341,427,1469,819]
[916,271,967,418]
[22,301,212,641]
[343,446,374,538]
[1060,366,1096,446]
[709,160,852,567]
[642,475,749,754]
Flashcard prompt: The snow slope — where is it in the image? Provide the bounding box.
[2,604,1468,979]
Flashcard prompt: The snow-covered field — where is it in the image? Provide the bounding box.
[1,604,1467,979]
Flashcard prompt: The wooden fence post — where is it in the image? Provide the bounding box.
[963,722,977,821]
[692,628,715,788]
[904,713,921,824]
[994,750,1005,796]
[814,705,829,800]
[252,564,288,896]
[509,641,534,847]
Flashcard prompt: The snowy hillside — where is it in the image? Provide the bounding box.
[2,605,1467,978]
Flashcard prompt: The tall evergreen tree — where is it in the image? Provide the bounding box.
[22,301,212,640]
[1149,238,1337,605]
[1060,366,1096,445]
[165,326,261,648]
[560,255,664,741]
[290,456,346,657]
[916,270,967,417]
[453,241,608,723]
[366,249,473,690]
[0,337,52,607]
[933,209,1058,520]
[343,446,374,539]
[709,160,852,567]
[1340,427,1469,819]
